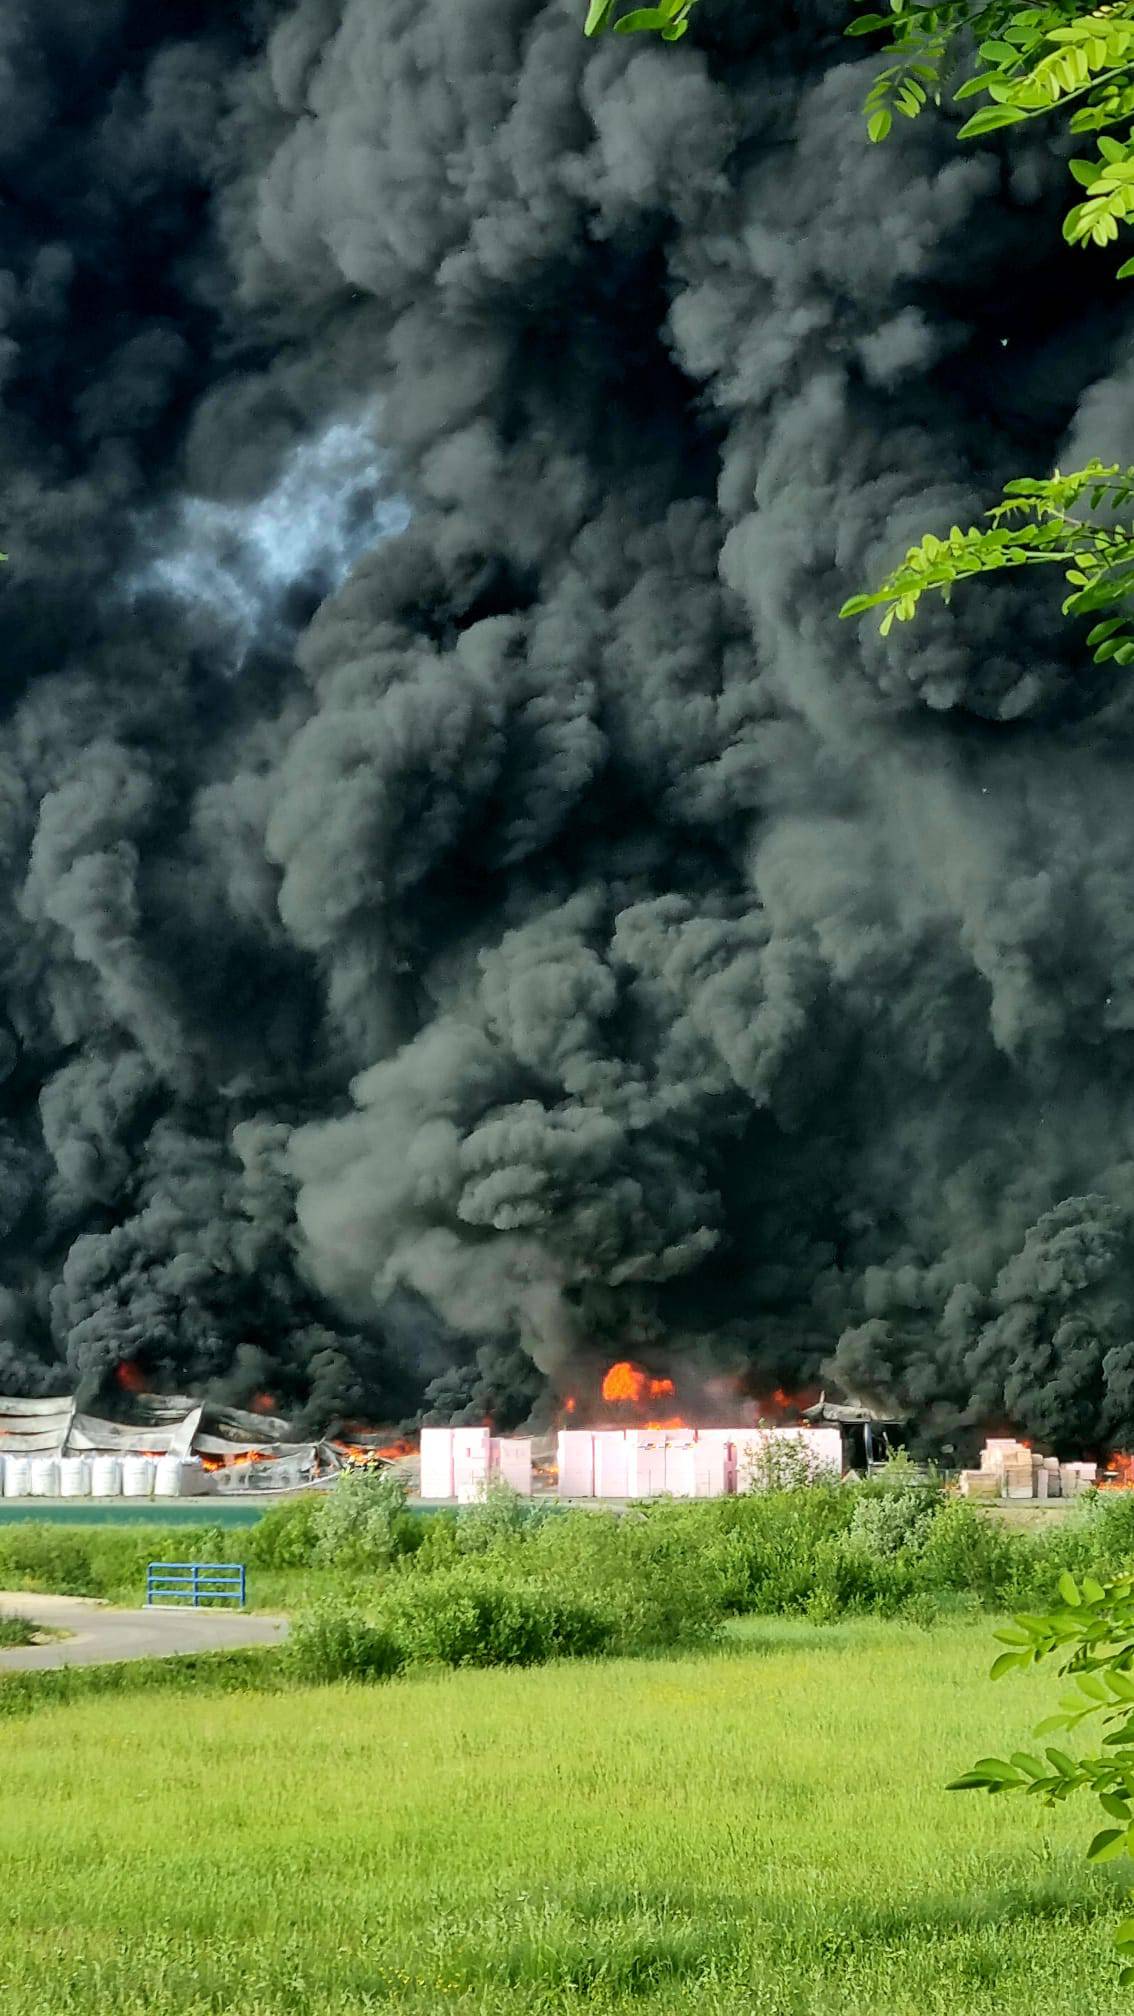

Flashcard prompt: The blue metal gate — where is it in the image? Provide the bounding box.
[145,1561,246,1607]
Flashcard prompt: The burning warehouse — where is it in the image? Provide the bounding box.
[0,1393,343,1498]
[419,1364,901,1501]
[0,1355,912,1505]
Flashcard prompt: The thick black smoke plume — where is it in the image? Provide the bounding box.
[2,0,1134,1452]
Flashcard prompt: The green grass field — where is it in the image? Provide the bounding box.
[0,1616,1125,2015]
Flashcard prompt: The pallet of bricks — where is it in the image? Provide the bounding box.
[957,1439,1097,1502]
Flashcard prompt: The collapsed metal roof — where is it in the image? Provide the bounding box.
[0,1393,328,1461]
[801,1394,909,1427]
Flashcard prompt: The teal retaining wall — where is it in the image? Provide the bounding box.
[0,1499,268,1527]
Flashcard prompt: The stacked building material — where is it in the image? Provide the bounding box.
[418,1426,533,1502]
[958,1441,1099,1500]
[957,1470,1000,1501]
[554,1425,842,1501]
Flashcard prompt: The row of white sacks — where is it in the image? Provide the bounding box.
[0,1453,209,1498]
[420,1425,844,1502]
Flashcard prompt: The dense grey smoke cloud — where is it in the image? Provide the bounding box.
[2,0,1133,1452]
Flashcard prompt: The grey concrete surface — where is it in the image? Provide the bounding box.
[0,1590,287,1670]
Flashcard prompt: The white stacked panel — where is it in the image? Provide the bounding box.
[726,1429,769,1489]
[557,1430,595,1497]
[662,1434,697,1497]
[419,1427,455,1500]
[663,1440,697,1498]
[692,1439,732,1497]
[627,1432,667,1497]
[980,1438,1024,1472]
[494,1436,532,1496]
[453,1426,492,1504]
[29,1457,60,1497]
[593,1431,629,1498]
[1060,1460,1098,1498]
[959,1469,1000,1499]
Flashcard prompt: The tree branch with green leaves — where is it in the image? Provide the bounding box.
[585,0,1134,273]
[849,0,1134,271]
[951,1569,1134,1989]
[584,0,699,41]
[840,461,1134,663]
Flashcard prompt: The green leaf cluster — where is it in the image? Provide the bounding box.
[849,0,1134,274]
[840,460,1134,659]
[584,0,698,39]
[953,1569,1134,1988]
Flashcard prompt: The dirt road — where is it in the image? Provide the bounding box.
[0,1590,287,1670]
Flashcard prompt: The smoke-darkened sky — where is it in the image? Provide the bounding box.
[3,0,1134,1450]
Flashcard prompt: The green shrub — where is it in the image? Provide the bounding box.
[1065,1489,1134,1576]
[847,1478,942,1558]
[911,1499,1017,1603]
[0,1611,37,1648]
[455,1479,554,1554]
[681,1484,854,1616]
[0,1522,243,1602]
[804,1536,916,1622]
[285,1599,405,1683]
[247,1493,325,1569]
[410,1509,461,1573]
[10,1471,1134,1646]
[315,1469,420,1569]
[524,1505,724,1650]
[739,1437,827,1493]
[376,1566,615,1668]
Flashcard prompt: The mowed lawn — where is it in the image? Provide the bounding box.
[0,1618,1125,2015]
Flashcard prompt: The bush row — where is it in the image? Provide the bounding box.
[286,1569,617,1683]
[280,1469,1134,1679]
[11,1470,1134,1682]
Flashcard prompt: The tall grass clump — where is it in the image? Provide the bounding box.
[521,1507,724,1651]
[285,1599,406,1683]
[0,1611,37,1648]
[376,1566,615,1668]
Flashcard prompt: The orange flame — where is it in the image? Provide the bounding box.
[601,1362,675,1406]
[199,1449,269,1473]
[564,1396,577,1415]
[333,1436,415,1467]
[1102,1453,1134,1491]
[250,1392,277,1416]
[115,1361,149,1394]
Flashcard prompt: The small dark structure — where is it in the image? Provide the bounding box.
[801,1395,909,1471]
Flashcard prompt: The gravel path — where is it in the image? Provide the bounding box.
[0,1590,287,1670]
